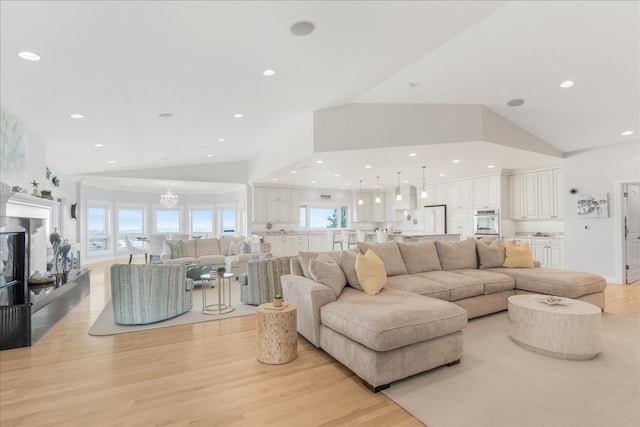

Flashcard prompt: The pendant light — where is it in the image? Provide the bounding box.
[374,176,382,204]
[357,180,364,205]
[395,171,403,202]
[420,166,428,199]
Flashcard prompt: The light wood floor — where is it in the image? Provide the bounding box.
[1,261,638,427]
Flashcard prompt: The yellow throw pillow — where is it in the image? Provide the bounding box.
[502,240,534,268]
[355,249,387,296]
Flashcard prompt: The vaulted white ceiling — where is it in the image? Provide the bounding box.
[1,1,637,193]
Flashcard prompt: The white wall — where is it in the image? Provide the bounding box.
[564,141,640,282]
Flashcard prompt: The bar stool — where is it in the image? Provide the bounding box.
[330,230,343,250]
[341,229,357,249]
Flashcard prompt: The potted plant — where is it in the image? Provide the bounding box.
[40,190,53,200]
[216,267,226,277]
[273,294,283,307]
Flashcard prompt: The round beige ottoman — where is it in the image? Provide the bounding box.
[256,303,297,364]
[508,294,602,360]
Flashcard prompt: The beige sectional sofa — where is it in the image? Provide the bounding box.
[281,238,606,392]
[160,237,253,275]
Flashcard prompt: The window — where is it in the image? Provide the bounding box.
[220,208,236,237]
[156,210,180,233]
[117,208,145,249]
[300,205,349,229]
[87,205,109,252]
[191,209,213,237]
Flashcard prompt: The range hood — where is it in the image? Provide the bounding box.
[393,185,417,212]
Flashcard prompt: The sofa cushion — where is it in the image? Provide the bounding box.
[165,240,187,259]
[197,238,220,256]
[355,250,386,296]
[356,241,407,276]
[197,254,226,265]
[487,267,607,299]
[397,241,441,273]
[309,253,347,297]
[435,238,478,270]
[385,274,449,300]
[182,240,197,258]
[450,269,515,295]
[416,270,484,301]
[321,287,467,352]
[227,240,243,255]
[299,251,342,279]
[218,238,231,256]
[503,241,534,268]
[476,238,506,269]
[339,249,362,290]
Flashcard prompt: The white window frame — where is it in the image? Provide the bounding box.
[153,206,183,234]
[299,204,350,229]
[218,204,237,237]
[86,202,111,254]
[116,204,147,252]
[189,206,215,238]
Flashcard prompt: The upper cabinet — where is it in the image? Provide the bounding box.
[473,175,501,209]
[253,186,297,223]
[509,168,563,220]
[447,179,472,210]
[354,192,373,222]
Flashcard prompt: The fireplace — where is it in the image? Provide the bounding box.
[0,230,30,350]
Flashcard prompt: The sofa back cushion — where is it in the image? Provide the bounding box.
[356,241,407,276]
[197,238,221,256]
[217,238,230,256]
[476,238,506,269]
[434,238,478,270]
[165,240,187,259]
[182,240,197,258]
[397,241,441,274]
[298,251,341,279]
[338,249,362,290]
[309,253,347,297]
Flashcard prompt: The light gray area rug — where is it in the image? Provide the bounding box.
[383,312,640,427]
[89,282,256,336]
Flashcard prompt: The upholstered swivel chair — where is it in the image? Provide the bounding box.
[124,235,148,264]
[110,264,193,325]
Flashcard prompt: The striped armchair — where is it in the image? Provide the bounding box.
[110,264,194,325]
[241,256,295,305]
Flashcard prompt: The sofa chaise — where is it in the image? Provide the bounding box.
[281,237,606,392]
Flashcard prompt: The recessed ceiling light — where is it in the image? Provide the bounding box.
[488,165,496,168]
[69,113,84,119]
[263,69,276,76]
[233,113,243,118]
[621,130,634,136]
[315,160,324,164]
[218,138,225,142]
[440,173,446,177]
[272,178,278,181]
[93,143,104,147]
[126,183,132,186]
[364,165,372,169]
[402,180,408,183]
[290,21,315,36]
[158,113,174,119]
[207,154,213,157]
[108,160,117,164]
[507,98,525,107]
[311,181,316,184]
[560,80,575,88]
[333,174,340,177]
[17,51,40,61]
[408,153,417,157]
[344,183,350,186]
[452,159,460,163]
[290,171,297,174]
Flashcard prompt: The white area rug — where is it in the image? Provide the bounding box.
[383,312,640,427]
[89,282,256,336]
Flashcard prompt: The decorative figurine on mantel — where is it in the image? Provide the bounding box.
[31,180,41,197]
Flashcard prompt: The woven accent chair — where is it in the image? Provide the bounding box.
[241,256,294,305]
[110,264,194,325]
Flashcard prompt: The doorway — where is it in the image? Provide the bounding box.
[623,183,640,283]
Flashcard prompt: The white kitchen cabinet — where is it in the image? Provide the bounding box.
[473,175,501,209]
[255,186,293,223]
[263,233,312,256]
[447,180,473,209]
[510,173,538,219]
[502,236,532,248]
[253,187,268,222]
[308,234,325,251]
[355,192,373,222]
[290,234,309,255]
[447,210,473,240]
[384,190,396,222]
[532,237,564,268]
[538,169,564,219]
[372,192,385,222]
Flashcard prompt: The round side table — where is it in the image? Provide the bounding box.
[256,303,297,365]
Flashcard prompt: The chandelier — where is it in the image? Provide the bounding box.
[160,183,178,208]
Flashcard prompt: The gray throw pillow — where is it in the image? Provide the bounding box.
[397,241,441,274]
[476,238,506,269]
[339,249,362,290]
[434,238,478,270]
[309,253,347,297]
[166,240,187,259]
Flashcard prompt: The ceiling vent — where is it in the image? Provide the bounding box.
[320,194,332,200]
